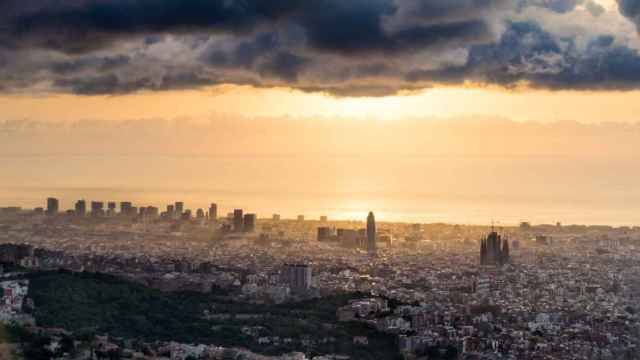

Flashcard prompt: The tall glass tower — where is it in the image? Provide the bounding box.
[367,212,377,256]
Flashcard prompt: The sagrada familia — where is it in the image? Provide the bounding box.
[480,231,510,266]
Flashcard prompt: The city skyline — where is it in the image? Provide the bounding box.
[3,1,640,359]
[4,193,637,227]
[4,116,640,226]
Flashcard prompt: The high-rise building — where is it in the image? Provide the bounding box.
[175,202,184,217]
[91,201,104,217]
[46,198,59,216]
[367,212,376,256]
[120,202,133,216]
[480,231,509,266]
[107,202,117,216]
[233,209,244,232]
[209,203,217,222]
[336,229,359,248]
[282,264,312,293]
[196,208,205,219]
[297,215,305,222]
[243,213,257,232]
[272,214,281,221]
[146,206,159,218]
[74,200,86,216]
[166,205,175,218]
[320,216,328,222]
[317,227,333,241]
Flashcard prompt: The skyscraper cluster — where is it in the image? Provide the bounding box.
[230,209,257,232]
[480,231,510,266]
[42,198,219,223]
[316,212,378,254]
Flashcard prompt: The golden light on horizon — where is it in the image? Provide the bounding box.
[3,84,640,123]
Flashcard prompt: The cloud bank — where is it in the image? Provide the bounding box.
[1,0,640,96]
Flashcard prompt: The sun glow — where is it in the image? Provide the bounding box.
[593,0,617,10]
[3,84,640,123]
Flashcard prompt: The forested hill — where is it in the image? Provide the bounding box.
[27,271,401,359]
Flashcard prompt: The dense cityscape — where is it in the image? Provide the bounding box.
[1,197,639,359]
[5,0,640,359]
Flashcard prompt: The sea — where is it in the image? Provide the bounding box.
[2,154,639,226]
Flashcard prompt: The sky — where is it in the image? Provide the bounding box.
[1,0,640,121]
[3,0,640,224]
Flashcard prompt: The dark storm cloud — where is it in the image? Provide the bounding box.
[297,0,502,55]
[352,63,394,78]
[204,32,281,68]
[54,74,123,95]
[157,72,218,90]
[297,0,396,55]
[1,0,305,53]
[517,0,582,13]
[49,54,130,75]
[0,0,509,96]
[0,0,638,96]
[393,0,510,23]
[408,21,640,90]
[514,0,605,16]
[53,71,216,94]
[257,51,309,82]
[298,84,415,98]
[1,0,503,56]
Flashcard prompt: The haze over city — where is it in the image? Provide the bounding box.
[3,116,640,225]
[3,0,640,225]
[3,0,640,359]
